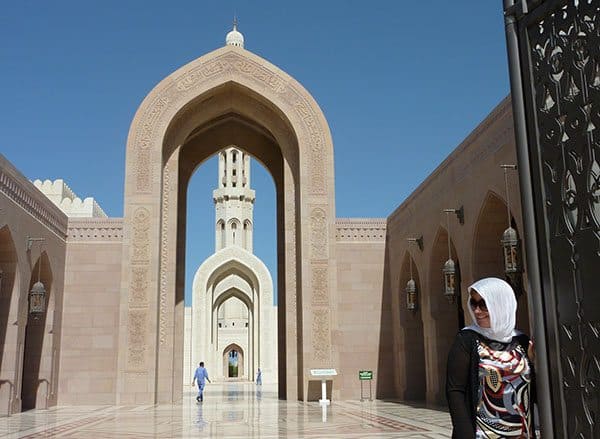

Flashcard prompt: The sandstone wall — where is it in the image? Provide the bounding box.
[58,218,123,404]
[333,219,389,400]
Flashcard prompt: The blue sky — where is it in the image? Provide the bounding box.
[1,2,510,305]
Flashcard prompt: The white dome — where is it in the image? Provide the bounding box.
[226,23,244,48]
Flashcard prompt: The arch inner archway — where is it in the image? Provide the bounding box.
[118,45,337,404]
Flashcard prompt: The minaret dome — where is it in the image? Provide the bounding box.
[225,19,244,48]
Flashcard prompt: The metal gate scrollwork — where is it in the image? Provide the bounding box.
[504,0,600,437]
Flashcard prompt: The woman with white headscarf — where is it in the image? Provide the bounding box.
[446,277,535,438]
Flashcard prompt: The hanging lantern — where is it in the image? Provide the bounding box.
[443,258,456,302]
[406,279,417,310]
[29,281,46,316]
[502,226,520,274]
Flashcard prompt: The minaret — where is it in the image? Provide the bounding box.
[213,147,255,252]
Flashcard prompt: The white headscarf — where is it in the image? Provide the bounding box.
[465,277,517,343]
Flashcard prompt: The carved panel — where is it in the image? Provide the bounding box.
[130,267,148,305]
[292,100,325,193]
[312,308,330,362]
[232,59,288,94]
[131,207,150,264]
[135,96,169,192]
[310,207,328,260]
[311,265,328,306]
[175,61,228,92]
[158,164,171,346]
[127,310,147,368]
[285,186,298,339]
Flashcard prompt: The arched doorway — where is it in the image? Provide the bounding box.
[472,192,529,333]
[0,226,19,415]
[21,251,53,411]
[397,252,426,401]
[428,227,463,404]
[118,46,337,403]
[223,344,244,379]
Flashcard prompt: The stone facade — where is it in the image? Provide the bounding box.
[59,217,123,404]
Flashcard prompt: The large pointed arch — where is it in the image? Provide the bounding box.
[119,45,337,403]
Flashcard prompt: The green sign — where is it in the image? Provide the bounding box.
[358,370,373,380]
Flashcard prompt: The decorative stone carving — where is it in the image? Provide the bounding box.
[158,164,171,346]
[127,310,147,368]
[310,207,327,259]
[176,61,228,92]
[293,100,325,194]
[285,190,298,339]
[312,308,330,362]
[130,267,148,304]
[232,59,287,94]
[131,207,150,264]
[135,96,169,192]
[67,218,124,242]
[311,266,328,306]
[335,218,387,242]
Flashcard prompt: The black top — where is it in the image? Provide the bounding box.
[445,329,535,438]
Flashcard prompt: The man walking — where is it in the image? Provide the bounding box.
[192,361,211,402]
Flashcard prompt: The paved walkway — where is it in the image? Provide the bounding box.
[0,383,452,438]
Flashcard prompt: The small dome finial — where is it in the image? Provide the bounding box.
[226,17,244,48]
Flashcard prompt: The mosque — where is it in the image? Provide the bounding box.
[0,23,528,413]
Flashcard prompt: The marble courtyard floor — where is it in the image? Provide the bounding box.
[0,383,452,438]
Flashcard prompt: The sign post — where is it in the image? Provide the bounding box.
[310,368,337,408]
[358,370,373,401]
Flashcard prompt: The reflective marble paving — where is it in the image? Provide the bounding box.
[0,383,452,438]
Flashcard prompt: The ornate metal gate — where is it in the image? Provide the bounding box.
[504,0,600,437]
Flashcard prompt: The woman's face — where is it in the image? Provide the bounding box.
[470,291,491,328]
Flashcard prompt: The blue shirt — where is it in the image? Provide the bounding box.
[194,366,209,385]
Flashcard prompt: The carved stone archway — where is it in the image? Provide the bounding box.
[118,45,337,404]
